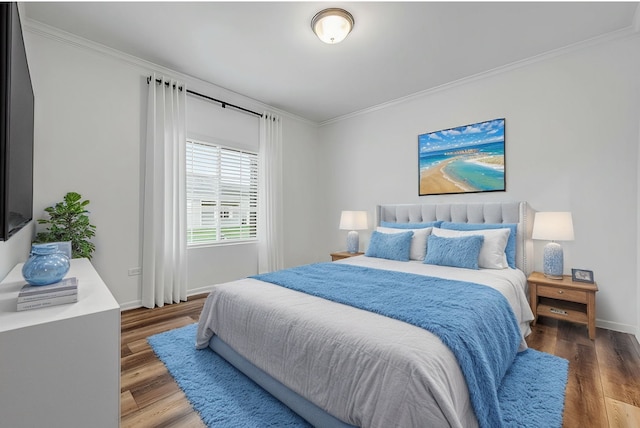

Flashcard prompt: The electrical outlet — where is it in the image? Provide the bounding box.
[128,267,141,276]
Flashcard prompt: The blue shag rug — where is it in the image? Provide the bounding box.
[148,324,568,427]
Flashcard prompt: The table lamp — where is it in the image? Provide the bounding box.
[532,212,574,279]
[339,211,368,253]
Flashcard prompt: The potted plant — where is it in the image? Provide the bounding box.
[35,192,97,259]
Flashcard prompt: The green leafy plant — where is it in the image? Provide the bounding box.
[35,192,97,259]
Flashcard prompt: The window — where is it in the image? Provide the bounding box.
[186,138,258,245]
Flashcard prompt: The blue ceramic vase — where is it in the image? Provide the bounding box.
[22,243,70,286]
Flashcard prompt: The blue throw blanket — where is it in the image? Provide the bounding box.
[253,263,522,428]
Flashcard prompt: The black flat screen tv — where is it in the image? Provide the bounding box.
[0,2,34,241]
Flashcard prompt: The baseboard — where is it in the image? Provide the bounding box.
[119,286,215,312]
[187,284,216,296]
[119,300,142,311]
[596,318,638,335]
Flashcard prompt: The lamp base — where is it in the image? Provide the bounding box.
[346,231,359,254]
[543,242,564,280]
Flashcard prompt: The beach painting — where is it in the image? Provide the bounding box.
[418,118,505,196]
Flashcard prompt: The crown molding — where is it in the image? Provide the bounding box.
[20,16,636,129]
[320,25,638,127]
[22,18,316,127]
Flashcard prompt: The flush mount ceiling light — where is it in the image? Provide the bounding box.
[311,8,354,44]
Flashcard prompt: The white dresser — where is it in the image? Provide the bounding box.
[0,258,120,428]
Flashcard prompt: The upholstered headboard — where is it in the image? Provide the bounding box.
[376,202,534,274]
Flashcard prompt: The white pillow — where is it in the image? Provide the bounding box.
[431,227,510,269]
[376,227,432,261]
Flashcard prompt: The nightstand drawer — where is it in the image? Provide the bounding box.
[537,284,588,303]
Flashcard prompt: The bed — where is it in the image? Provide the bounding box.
[196,201,535,428]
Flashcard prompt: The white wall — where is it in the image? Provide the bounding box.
[10,23,322,308]
[281,117,325,267]
[318,34,640,333]
[26,29,146,307]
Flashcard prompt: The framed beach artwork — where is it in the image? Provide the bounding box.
[418,118,506,196]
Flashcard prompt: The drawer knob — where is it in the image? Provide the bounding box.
[558,290,564,294]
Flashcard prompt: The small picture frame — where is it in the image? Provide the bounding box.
[572,268,594,283]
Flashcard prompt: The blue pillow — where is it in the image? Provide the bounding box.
[365,230,414,261]
[424,234,484,270]
[440,222,517,269]
[379,220,442,229]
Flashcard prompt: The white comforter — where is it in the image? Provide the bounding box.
[196,256,534,428]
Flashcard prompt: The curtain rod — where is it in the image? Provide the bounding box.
[146,76,263,119]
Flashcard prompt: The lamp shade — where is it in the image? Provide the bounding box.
[311,8,354,44]
[532,212,574,241]
[339,211,368,230]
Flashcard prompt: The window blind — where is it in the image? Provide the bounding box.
[186,139,258,245]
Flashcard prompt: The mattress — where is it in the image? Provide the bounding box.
[196,256,533,427]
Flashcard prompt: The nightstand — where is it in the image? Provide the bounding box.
[528,271,598,339]
[330,251,364,261]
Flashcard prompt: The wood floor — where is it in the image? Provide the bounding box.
[527,317,640,427]
[121,294,640,428]
[121,294,208,428]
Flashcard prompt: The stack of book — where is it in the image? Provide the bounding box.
[17,277,78,311]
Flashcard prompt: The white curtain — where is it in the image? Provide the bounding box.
[141,73,188,308]
[258,112,284,273]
